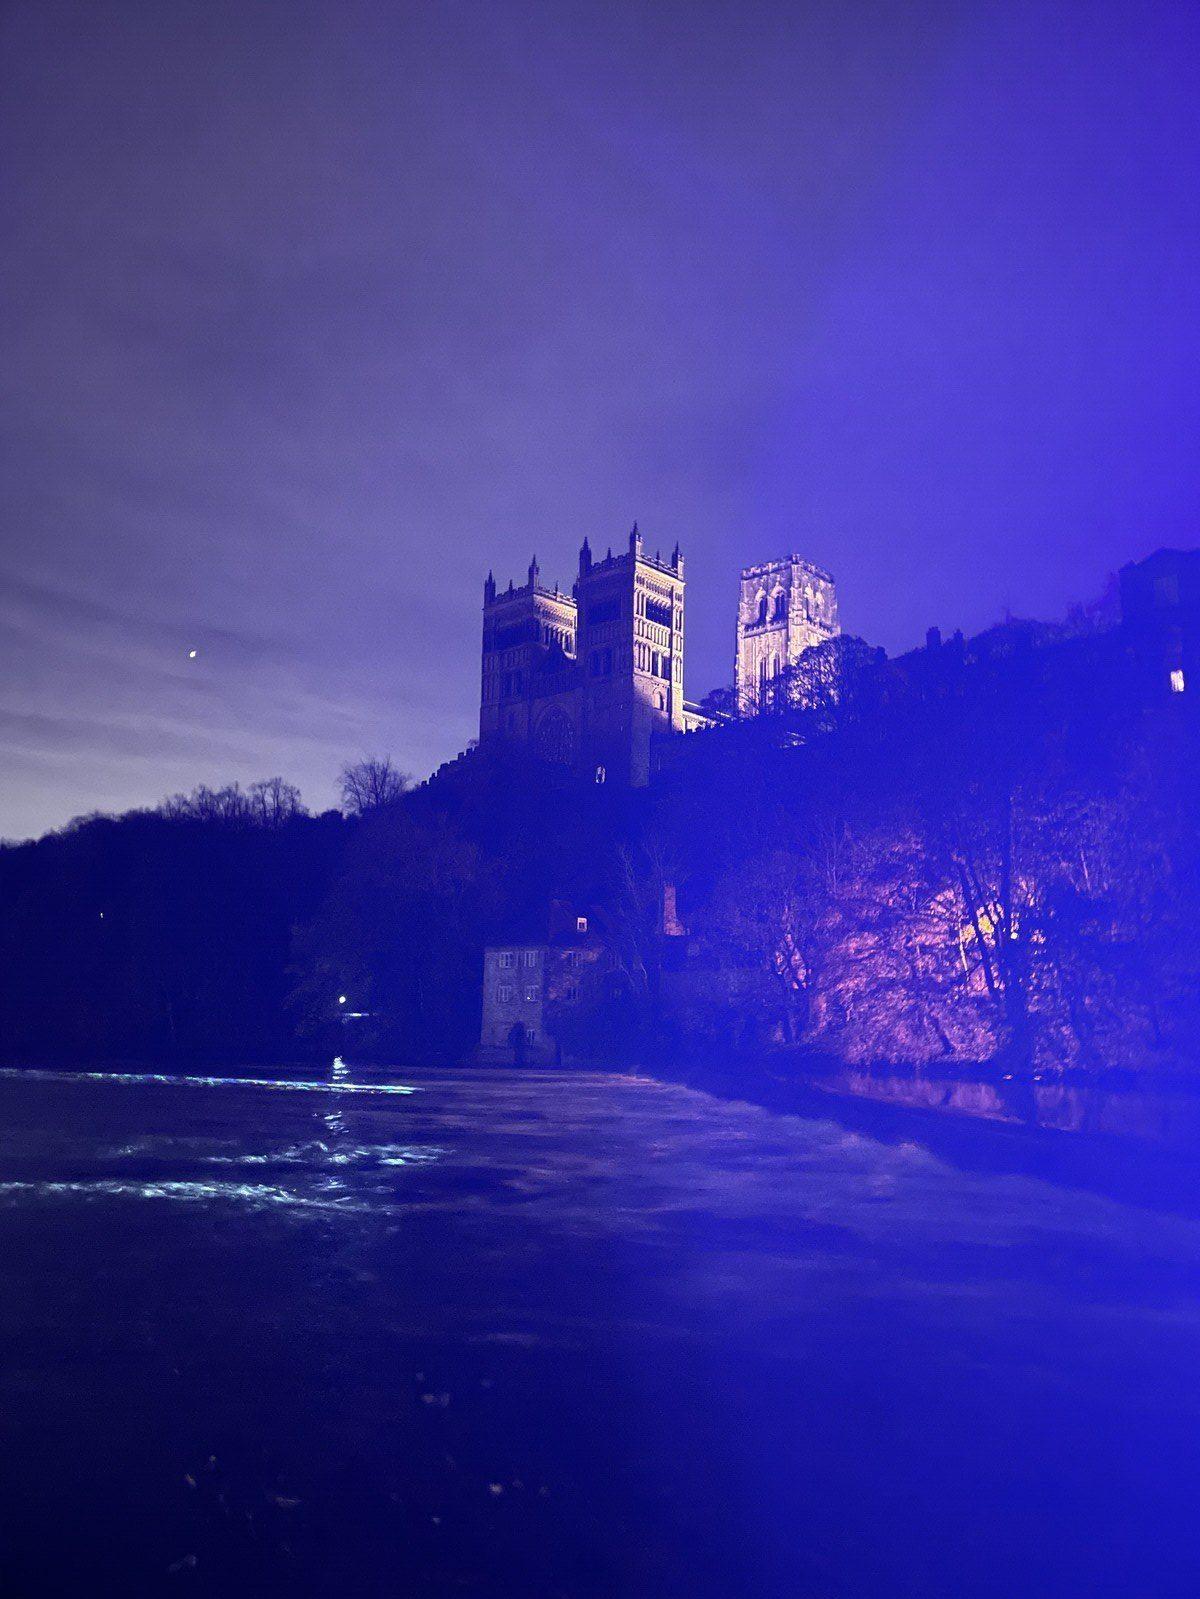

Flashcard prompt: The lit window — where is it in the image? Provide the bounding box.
[576,916,588,933]
[1170,668,1185,694]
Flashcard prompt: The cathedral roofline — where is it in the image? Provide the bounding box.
[582,545,685,582]
[740,556,834,584]
[483,577,577,611]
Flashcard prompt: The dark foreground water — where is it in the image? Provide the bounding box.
[1,1065,1198,1599]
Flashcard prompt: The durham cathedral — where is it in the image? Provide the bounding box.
[479,526,840,785]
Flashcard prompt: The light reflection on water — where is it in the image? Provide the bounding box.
[0,1063,1198,1597]
[0,1057,442,1213]
[0,1064,419,1095]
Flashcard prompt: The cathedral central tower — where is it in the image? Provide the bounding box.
[735,556,838,710]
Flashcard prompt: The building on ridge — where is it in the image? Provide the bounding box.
[1119,548,1200,700]
[480,525,705,785]
[735,556,839,712]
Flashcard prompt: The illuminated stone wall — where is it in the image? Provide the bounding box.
[735,556,839,712]
[478,529,687,786]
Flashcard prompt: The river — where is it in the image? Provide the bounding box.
[0,1062,1197,1597]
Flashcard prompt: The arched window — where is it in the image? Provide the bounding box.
[533,706,575,765]
[772,590,787,622]
[756,593,768,626]
[772,653,781,680]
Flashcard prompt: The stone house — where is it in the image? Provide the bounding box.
[478,904,609,1065]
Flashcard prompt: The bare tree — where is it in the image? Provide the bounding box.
[159,779,305,828]
[339,757,410,816]
[160,783,251,825]
[248,777,306,828]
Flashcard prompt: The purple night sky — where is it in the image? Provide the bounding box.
[2,0,1197,839]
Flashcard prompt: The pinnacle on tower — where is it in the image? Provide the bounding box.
[528,553,539,586]
[671,541,682,571]
[629,521,642,556]
[484,569,496,603]
[579,537,592,575]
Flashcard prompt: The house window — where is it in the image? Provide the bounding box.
[497,952,514,969]
[525,1027,538,1046]
[524,984,538,1002]
[521,950,538,968]
[1170,668,1186,693]
[576,916,588,933]
[497,984,514,1003]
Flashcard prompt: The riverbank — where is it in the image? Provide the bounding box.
[640,1054,1200,1216]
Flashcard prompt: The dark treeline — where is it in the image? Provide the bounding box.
[1,622,1197,1076]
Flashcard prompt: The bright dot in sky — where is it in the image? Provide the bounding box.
[338,995,347,1005]
[188,649,197,659]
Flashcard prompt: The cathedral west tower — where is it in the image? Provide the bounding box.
[479,526,688,785]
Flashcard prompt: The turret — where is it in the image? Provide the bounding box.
[671,541,682,574]
[579,537,592,576]
[629,521,643,559]
[484,570,496,604]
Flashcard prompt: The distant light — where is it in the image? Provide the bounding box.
[338,995,347,1005]
[1170,668,1185,694]
[188,649,198,659]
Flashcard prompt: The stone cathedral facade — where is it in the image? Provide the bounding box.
[734,556,840,710]
[479,526,703,786]
[479,533,842,782]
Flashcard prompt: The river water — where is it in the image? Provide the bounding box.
[0,1063,1197,1598]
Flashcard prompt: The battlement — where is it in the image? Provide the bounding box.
[741,555,834,586]
[484,557,576,610]
[484,577,575,611]
[579,524,683,584]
